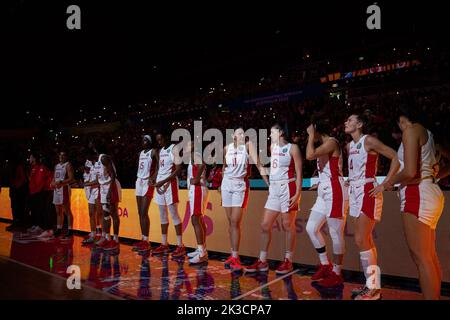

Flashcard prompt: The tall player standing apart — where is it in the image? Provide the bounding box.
[222,127,266,271]
[305,117,348,287]
[152,132,185,258]
[244,124,302,275]
[344,113,399,300]
[51,151,75,238]
[186,140,210,264]
[133,135,159,253]
[96,154,122,251]
[382,106,444,300]
[82,151,102,245]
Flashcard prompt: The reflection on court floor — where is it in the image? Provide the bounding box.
[0,223,437,300]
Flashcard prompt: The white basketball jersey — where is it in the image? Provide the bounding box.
[224,143,249,179]
[54,162,69,183]
[269,143,295,182]
[348,135,378,182]
[398,129,439,179]
[97,155,117,185]
[157,144,176,181]
[137,149,153,179]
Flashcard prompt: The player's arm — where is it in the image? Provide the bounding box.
[366,135,400,196]
[149,149,159,185]
[437,144,450,179]
[306,138,337,160]
[248,141,269,186]
[191,153,206,186]
[222,145,227,175]
[384,128,419,188]
[289,144,303,209]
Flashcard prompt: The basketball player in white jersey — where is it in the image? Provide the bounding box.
[153,132,185,258]
[186,140,209,264]
[305,116,348,287]
[244,124,302,275]
[344,112,400,300]
[222,126,268,271]
[383,105,444,300]
[133,135,159,253]
[82,151,102,245]
[95,154,122,251]
[51,151,75,238]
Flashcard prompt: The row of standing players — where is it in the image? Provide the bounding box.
[50,111,449,300]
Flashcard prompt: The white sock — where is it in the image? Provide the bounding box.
[333,264,342,275]
[232,251,238,258]
[360,248,377,279]
[198,245,205,255]
[143,235,148,241]
[113,235,118,241]
[285,251,293,261]
[319,252,329,265]
[259,251,267,262]
[105,234,111,240]
[57,225,62,230]
[89,231,95,237]
[102,232,106,237]
[177,235,183,246]
[161,234,168,245]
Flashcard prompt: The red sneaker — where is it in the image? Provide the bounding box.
[276,258,293,275]
[152,244,169,255]
[244,260,269,273]
[171,245,186,258]
[137,242,151,253]
[311,264,332,281]
[103,240,119,251]
[318,271,343,287]
[224,255,234,269]
[229,257,243,272]
[133,241,148,251]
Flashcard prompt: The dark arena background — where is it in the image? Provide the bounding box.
[1,0,450,314]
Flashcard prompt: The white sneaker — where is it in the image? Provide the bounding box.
[37,230,53,238]
[27,226,37,233]
[187,249,201,258]
[189,252,208,264]
[33,226,44,234]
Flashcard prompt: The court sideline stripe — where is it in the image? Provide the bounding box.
[232,269,300,300]
[0,255,124,300]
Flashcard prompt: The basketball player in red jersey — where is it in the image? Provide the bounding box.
[344,113,400,300]
[222,127,268,271]
[244,124,302,275]
[51,151,75,238]
[152,131,185,258]
[186,140,209,264]
[383,105,444,300]
[305,116,348,287]
[133,135,159,253]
